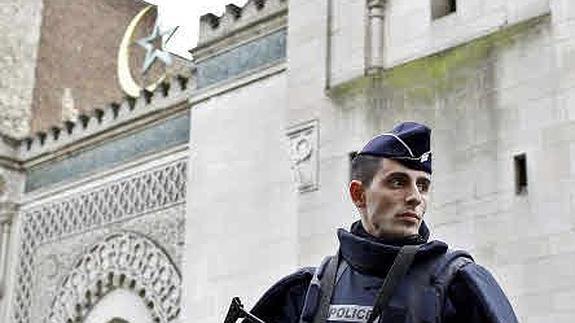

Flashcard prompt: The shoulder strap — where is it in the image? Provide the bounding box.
[312,255,339,323]
[299,254,350,323]
[299,254,339,323]
[366,245,419,323]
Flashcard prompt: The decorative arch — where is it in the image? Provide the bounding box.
[83,289,153,323]
[46,232,181,323]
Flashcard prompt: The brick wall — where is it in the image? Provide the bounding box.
[30,0,153,133]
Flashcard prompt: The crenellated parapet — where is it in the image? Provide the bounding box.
[192,1,288,89]
[198,0,287,46]
[18,73,194,164]
[195,0,288,55]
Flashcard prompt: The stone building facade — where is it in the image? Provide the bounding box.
[2,0,575,322]
[0,0,44,138]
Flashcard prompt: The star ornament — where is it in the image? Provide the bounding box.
[135,20,178,75]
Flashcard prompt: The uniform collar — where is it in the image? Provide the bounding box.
[350,220,430,245]
[337,221,447,277]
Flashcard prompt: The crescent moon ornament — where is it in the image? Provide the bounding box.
[117,5,172,97]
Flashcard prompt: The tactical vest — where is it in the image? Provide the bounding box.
[300,250,472,323]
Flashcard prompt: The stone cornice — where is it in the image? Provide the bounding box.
[0,135,22,171]
[12,73,193,169]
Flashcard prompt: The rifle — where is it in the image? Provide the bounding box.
[224,297,267,323]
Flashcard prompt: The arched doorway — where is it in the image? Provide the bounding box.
[46,232,181,323]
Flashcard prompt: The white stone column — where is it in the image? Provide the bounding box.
[366,0,386,74]
[0,203,16,300]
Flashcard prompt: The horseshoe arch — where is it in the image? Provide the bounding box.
[46,232,181,323]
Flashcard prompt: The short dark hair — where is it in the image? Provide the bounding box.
[350,154,384,187]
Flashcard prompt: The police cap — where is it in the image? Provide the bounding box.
[358,121,432,174]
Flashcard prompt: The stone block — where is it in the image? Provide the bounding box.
[552,289,575,312]
[505,0,550,25]
[493,236,551,265]
[432,219,475,250]
[551,0,575,22]
[527,253,575,293]
[0,167,24,203]
[553,19,575,43]
[388,8,429,43]
[524,313,575,323]
[518,292,554,318]
[549,230,575,256]
[0,0,43,138]
[297,232,339,266]
[428,202,457,226]
[495,43,555,91]
[329,0,366,85]
[494,263,525,296]
[388,0,427,13]
[288,7,326,50]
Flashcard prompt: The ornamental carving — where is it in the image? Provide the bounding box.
[287,120,319,192]
[12,160,186,323]
[46,232,181,323]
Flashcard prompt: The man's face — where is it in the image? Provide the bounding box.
[350,158,431,239]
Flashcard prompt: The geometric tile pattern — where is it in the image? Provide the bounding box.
[12,160,187,323]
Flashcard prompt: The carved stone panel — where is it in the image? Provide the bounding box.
[287,120,319,193]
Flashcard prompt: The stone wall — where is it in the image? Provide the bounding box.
[184,71,296,322]
[327,0,552,88]
[287,0,575,322]
[0,0,43,138]
[5,0,575,322]
[183,2,293,321]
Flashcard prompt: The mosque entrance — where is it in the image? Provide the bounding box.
[46,232,182,323]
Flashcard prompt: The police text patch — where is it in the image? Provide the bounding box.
[327,304,373,322]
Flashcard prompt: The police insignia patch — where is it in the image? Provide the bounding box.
[327,305,373,322]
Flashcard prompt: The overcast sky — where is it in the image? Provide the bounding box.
[142,0,248,59]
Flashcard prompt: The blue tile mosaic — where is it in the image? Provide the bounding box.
[196,29,287,88]
[26,112,190,192]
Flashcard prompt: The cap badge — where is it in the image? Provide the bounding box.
[420,152,430,163]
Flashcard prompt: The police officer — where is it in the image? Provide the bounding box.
[248,122,518,323]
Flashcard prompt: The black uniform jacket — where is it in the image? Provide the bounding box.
[249,221,518,323]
